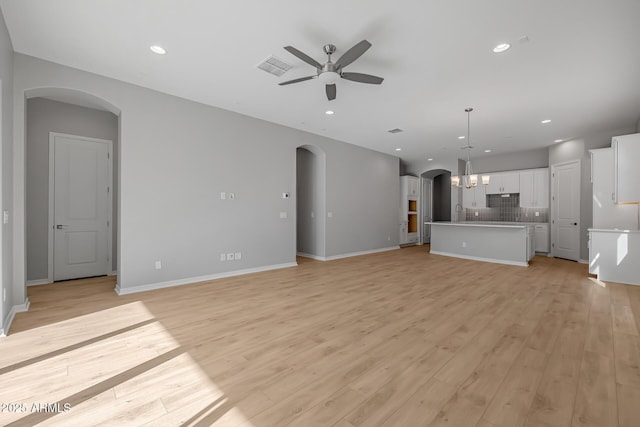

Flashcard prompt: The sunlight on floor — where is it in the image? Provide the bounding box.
[0,301,253,426]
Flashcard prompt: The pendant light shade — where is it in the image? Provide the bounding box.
[451,108,490,188]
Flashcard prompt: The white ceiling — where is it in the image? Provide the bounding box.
[2,0,639,166]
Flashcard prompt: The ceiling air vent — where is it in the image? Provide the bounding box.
[257,55,293,77]
[388,128,404,134]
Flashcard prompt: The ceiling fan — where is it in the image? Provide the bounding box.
[279,40,384,101]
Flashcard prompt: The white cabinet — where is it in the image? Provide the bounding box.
[613,133,640,204]
[590,148,637,229]
[401,175,419,198]
[519,168,549,208]
[534,223,549,252]
[400,176,419,245]
[462,185,486,208]
[485,172,520,194]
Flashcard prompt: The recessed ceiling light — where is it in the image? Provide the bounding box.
[493,43,511,53]
[484,149,492,153]
[427,158,433,161]
[541,119,552,124]
[458,136,465,140]
[554,139,563,143]
[325,110,334,115]
[395,148,402,151]
[149,45,166,55]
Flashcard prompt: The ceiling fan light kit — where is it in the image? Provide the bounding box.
[279,40,384,101]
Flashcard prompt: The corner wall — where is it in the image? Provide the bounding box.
[0,7,14,335]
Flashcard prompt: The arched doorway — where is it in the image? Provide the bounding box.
[23,88,121,286]
[420,169,451,243]
[296,145,326,259]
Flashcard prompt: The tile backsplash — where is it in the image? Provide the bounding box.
[465,193,549,222]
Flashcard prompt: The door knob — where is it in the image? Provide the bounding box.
[56,224,69,229]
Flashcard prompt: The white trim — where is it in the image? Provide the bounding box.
[579,259,589,264]
[296,252,325,261]
[297,246,400,262]
[109,270,118,276]
[0,298,31,337]
[48,132,113,283]
[27,279,50,287]
[430,250,529,267]
[114,262,298,296]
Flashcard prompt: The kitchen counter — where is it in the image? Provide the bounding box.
[426,221,534,266]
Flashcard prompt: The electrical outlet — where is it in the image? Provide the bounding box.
[155,261,162,270]
[234,252,242,260]
[220,253,226,261]
[474,211,479,217]
[226,253,235,261]
[2,211,8,225]
[462,242,467,248]
[535,211,540,217]
[280,211,287,219]
[388,235,391,241]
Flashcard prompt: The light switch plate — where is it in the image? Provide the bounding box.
[220,192,226,200]
[2,211,8,224]
[280,211,287,219]
[234,252,242,260]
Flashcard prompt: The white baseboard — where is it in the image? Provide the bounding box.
[27,279,50,287]
[1,298,31,337]
[430,250,529,267]
[114,262,298,296]
[298,246,400,262]
[578,259,589,264]
[109,270,118,276]
[296,252,325,261]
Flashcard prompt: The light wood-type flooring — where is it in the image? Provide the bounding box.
[2,246,640,426]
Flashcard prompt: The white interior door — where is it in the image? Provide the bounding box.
[422,178,432,243]
[51,133,111,281]
[551,160,580,261]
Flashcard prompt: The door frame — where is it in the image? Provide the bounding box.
[550,159,580,261]
[47,132,113,283]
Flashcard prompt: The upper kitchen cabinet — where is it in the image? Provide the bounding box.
[485,172,520,195]
[591,147,637,229]
[401,175,419,198]
[519,168,549,208]
[613,133,640,204]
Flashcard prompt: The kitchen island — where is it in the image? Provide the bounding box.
[426,222,534,266]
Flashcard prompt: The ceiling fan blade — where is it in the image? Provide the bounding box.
[283,46,322,69]
[335,40,372,68]
[326,84,336,101]
[278,75,317,86]
[341,72,384,85]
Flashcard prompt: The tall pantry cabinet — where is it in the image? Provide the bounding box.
[400,176,419,245]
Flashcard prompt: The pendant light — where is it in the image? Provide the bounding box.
[451,108,490,189]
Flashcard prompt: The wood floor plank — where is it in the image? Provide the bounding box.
[0,248,636,427]
[617,383,640,427]
[571,351,618,427]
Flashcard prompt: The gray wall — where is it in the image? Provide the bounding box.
[470,147,549,173]
[13,54,400,293]
[296,146,326,257]
[0,8,13,333]
[26,97,119,281]
[549,127,636,261]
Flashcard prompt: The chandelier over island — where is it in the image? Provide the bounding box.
[451,107,490,189]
